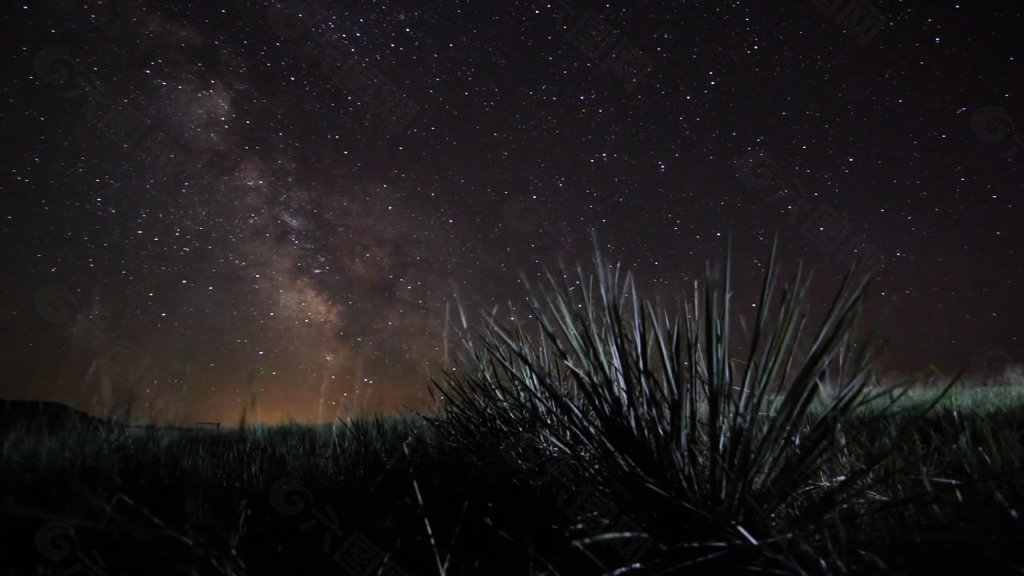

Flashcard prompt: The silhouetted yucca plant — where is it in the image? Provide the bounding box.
[432,233,950,570]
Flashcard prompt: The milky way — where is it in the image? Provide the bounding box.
[3,0,1022,423]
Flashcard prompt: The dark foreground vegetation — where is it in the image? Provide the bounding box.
[3,239,1022,575]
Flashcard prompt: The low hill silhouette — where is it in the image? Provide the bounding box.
[0,400,122,435]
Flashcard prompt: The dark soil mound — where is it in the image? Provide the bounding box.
[0,400,120,435]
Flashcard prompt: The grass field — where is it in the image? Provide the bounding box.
[3,241,1022,575]
[1,379,1022,575]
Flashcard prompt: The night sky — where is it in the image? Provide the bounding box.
[1,0,1021,424]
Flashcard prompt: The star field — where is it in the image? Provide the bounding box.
[1,0,1021,423]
